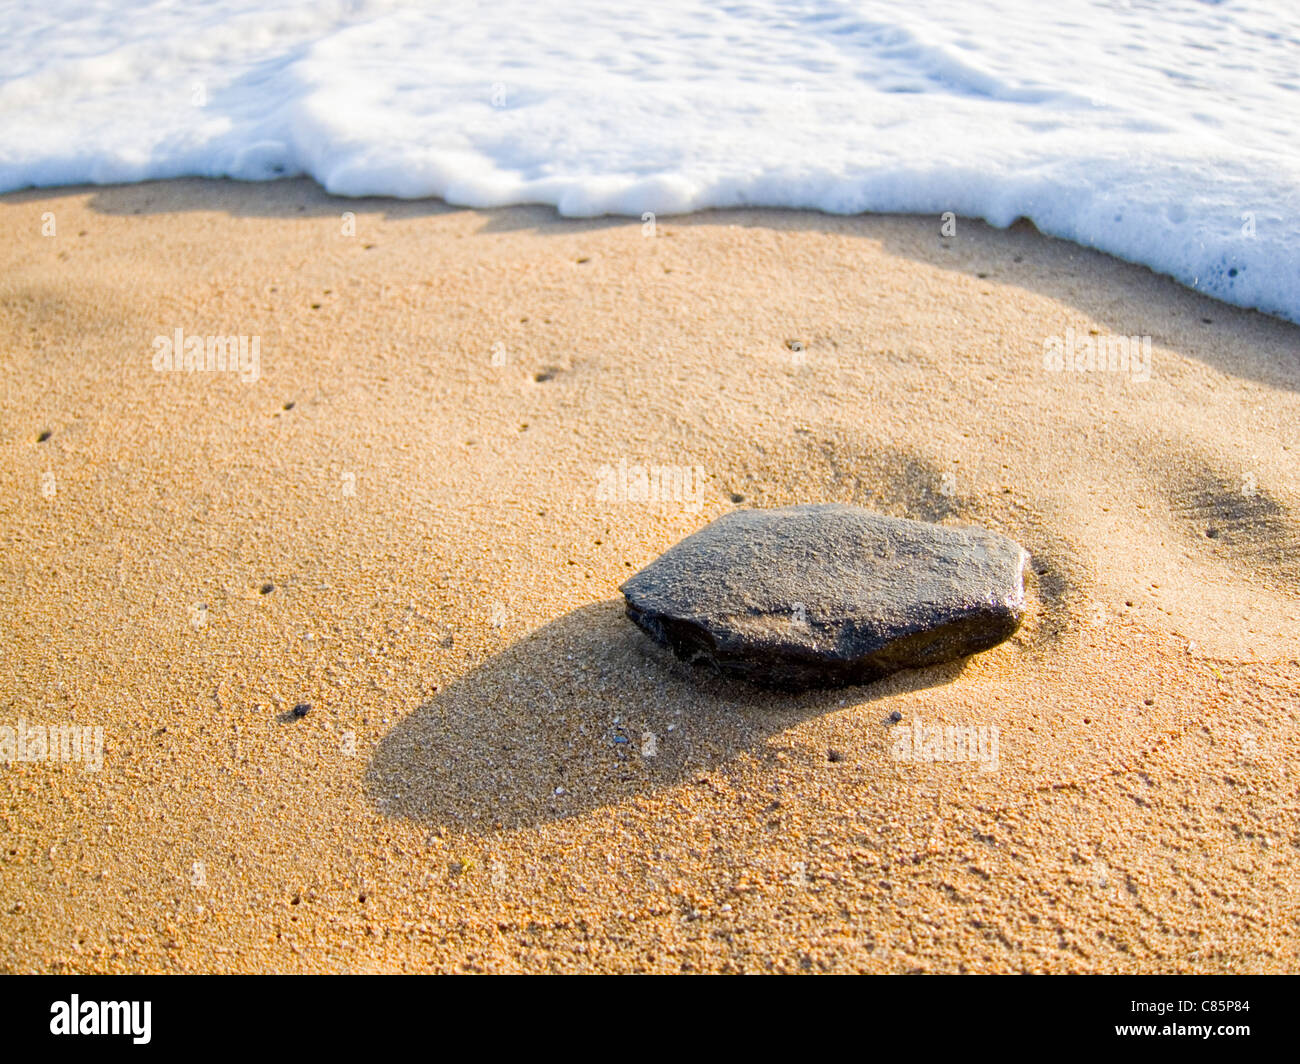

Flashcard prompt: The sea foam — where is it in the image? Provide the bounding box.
[3,0,1297,322]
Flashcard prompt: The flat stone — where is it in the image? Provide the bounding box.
[620,503,1028,689]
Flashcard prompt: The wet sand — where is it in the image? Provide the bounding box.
[1,178,1297,972]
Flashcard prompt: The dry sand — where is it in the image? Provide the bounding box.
[1,178,1297,973]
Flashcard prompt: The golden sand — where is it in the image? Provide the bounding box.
[1,178,1297,972]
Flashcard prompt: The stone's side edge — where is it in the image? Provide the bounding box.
[626,598,1026,690]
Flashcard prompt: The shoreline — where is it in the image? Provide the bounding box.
[5,174,1300,331]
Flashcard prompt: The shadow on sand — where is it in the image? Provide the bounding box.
[32,175,1292,393]
[365,598,967,833]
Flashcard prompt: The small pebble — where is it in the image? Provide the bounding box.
[292,702,311,718]
[889,710,903,723]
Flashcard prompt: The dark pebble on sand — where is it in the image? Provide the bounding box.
[292,702,311,718]
[889,711,903,723]
[621,504,1028,690]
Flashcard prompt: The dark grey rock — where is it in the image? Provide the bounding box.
[620,503,1028,690]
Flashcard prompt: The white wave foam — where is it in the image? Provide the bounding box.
[3,0,1297,321]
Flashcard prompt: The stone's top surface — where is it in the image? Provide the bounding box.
[620,504,1029,688]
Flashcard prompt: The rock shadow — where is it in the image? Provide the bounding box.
[366,599,968,832]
